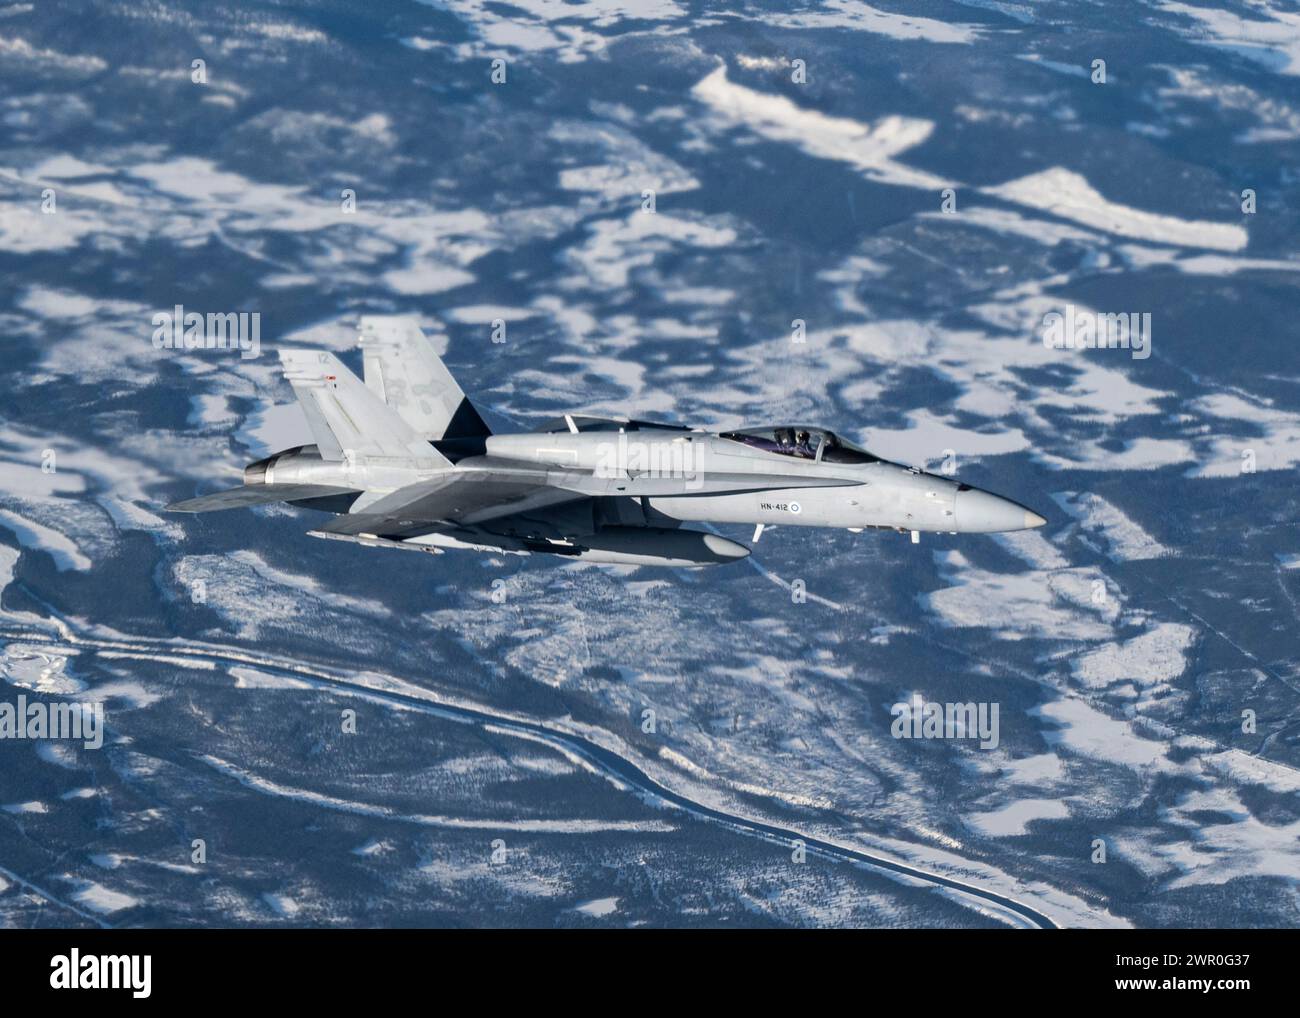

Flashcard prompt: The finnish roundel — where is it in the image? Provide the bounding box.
[789,502,802,514]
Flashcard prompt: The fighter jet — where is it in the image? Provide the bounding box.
[167,316,1046,567]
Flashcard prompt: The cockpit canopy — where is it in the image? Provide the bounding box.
[718,426,881,464]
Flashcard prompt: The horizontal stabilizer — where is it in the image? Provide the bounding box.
[167,483,360,513]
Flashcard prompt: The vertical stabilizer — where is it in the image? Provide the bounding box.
[279,349,450,465]
[358,316,490,441]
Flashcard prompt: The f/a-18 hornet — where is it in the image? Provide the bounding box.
[169,316,1046,567]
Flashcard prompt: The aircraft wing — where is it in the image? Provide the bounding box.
[167,483,362,512]
[300,457,861,538]
[312,469,579,537]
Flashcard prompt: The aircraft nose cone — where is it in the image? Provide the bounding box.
[955,488,1046,533]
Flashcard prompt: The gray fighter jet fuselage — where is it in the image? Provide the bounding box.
[169,317,1045,567]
